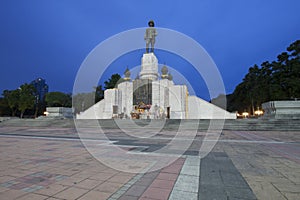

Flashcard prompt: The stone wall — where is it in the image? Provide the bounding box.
[46,107,73,118]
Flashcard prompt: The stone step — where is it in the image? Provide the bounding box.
[0,118,299,131]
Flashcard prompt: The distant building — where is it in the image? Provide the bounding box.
[31,78,49,103]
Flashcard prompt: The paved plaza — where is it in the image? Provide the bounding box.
[0,120,299,200]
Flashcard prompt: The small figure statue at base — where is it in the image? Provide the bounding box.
[144,20,157,53]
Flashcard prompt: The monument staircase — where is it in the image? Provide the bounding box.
[0,118,299,131]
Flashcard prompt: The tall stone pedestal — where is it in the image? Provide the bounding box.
[140,53,159,80]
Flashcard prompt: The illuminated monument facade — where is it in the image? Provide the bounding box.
[76,51,236,119]
[76,21,236,119]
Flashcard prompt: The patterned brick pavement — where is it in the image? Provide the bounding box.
[0,126,299,199]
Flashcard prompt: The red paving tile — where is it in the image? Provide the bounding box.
[160,164,182,174]
[150,179,175,190]
[156,172,178,181]
[95,181,124,193]
[141,187,172,200]
[88,172,115,181]
[108,174,133,184]
[139,197,157,200]
[173,158,185,165]
[37,179,56,187]
[77,190,111,200]
[74,178,103,190]
[0,189,27,200]
[119,195,140,200]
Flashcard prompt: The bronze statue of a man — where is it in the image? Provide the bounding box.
[144,20,157,53]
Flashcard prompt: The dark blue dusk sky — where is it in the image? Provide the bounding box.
[1,0,299,100]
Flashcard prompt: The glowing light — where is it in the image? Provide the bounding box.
[242,112,249,118]
[254,110,263,116]
[44,111,49,116]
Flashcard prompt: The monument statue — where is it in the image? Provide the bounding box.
[144,20,157,53]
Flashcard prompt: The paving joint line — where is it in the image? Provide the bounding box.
[107,162,157,200]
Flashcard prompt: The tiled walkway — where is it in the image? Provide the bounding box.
[0,135,188,200]
[0,126,299,199]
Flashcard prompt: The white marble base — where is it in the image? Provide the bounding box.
[262,100,300,119]
[140,53,159,80]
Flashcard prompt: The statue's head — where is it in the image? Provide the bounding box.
[148,20,155,27]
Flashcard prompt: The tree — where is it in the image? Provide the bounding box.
[228,40,300,113]
[18,84,36,118]
[286,40,300,98]
[45,92,72,107]
[287,40,300,58]
[211,94,227,110]
[0,97,11,116]
[2,89,20,116]
[94,85,104,103]
[104,74,122,89]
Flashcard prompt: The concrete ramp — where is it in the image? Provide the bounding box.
[188,96,236,119]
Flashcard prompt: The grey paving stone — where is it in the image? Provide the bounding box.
[199,185,227,200]
[225,186,257,200]
[184,157,201,166]
[180,165,200,177]
[174,175,199,193]
[169,189,198,200]
[221,171,249,188]
[199,152,257,200]
[124,185,147,197]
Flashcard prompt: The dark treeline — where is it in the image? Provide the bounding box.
[0,73,122,117]
[225,40,300,114]
[1,85,72,118]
